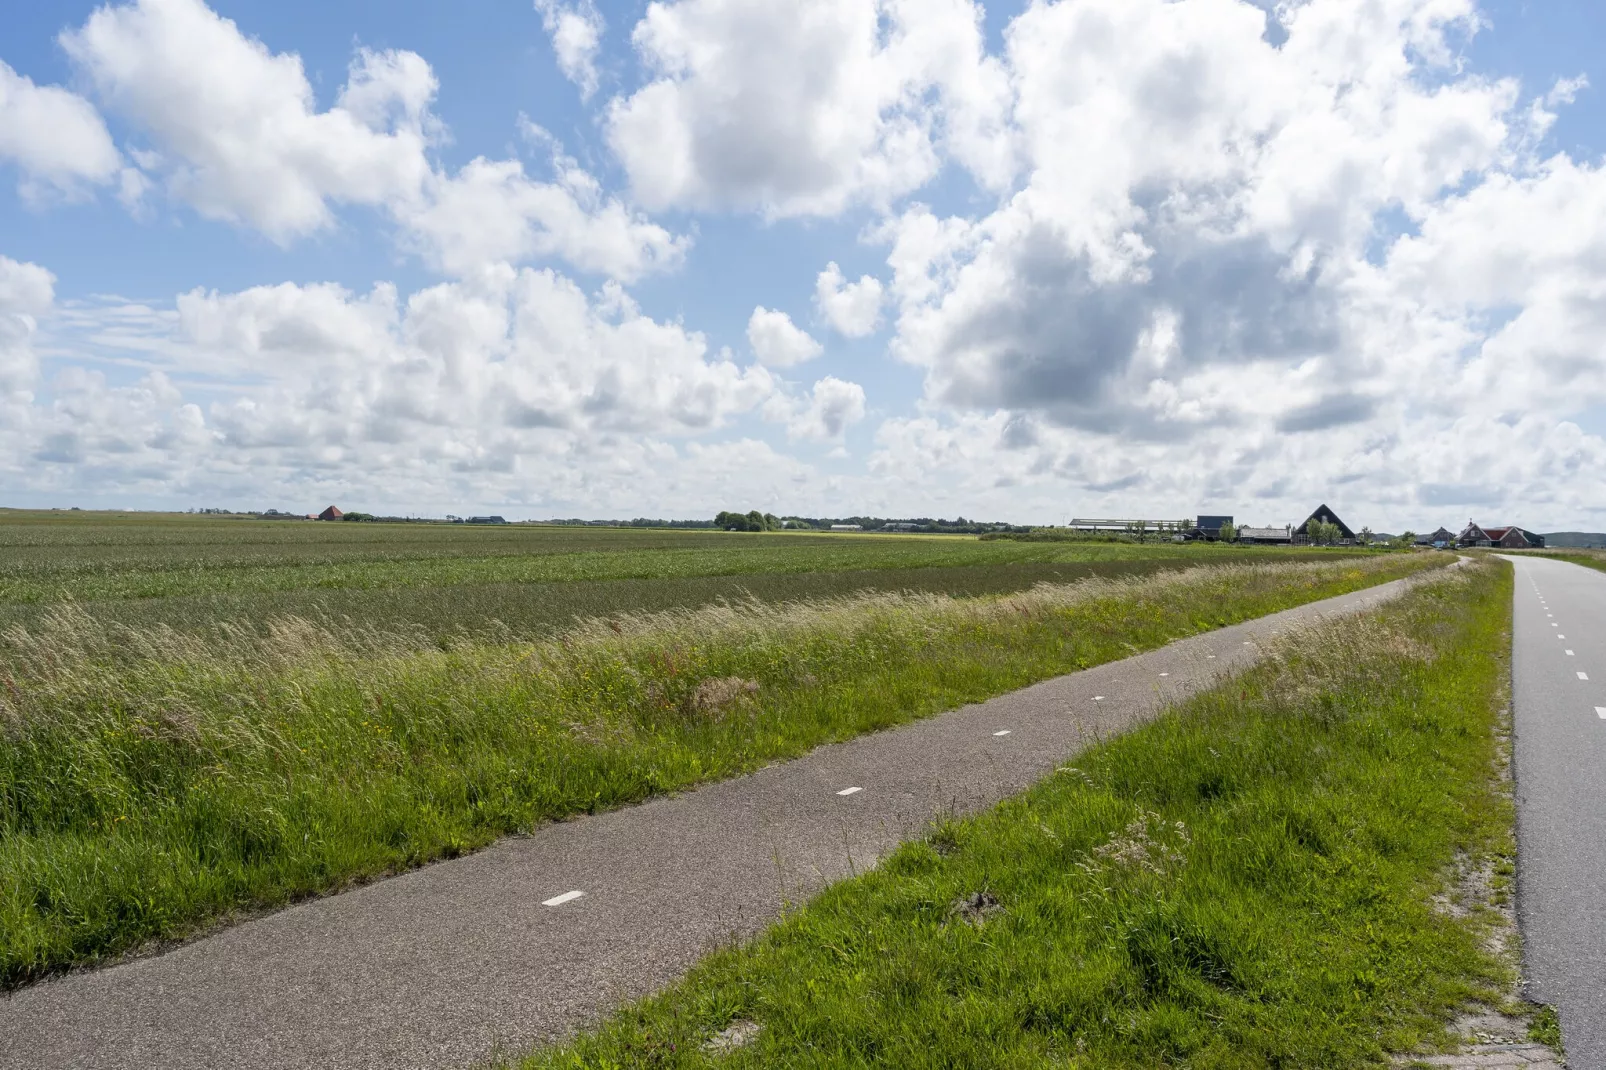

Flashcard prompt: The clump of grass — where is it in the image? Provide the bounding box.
[517,559,1512,1069]
[0,555,1438,985]
[1528,1005,1563,1051]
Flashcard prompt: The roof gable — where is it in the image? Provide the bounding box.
[1300,504,1356,540]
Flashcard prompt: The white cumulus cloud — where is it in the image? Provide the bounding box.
[0,255,54,396]
[747,307,822,367]
[0,61,127,200]
[535,0,606,99]
[402,154,687,281]
[61,0,435,240]
[607,0,1011,216]
[814,262,884,337]
[881,0,1525,438]
[58,0,682,281]
[786,376,867,441]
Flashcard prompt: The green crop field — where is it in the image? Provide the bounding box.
[0,509,1332,639]
[0,510,1436,985]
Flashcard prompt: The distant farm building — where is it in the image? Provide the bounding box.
[1298,504,1355,543]
[1237,525,1293,545]
[317,505,343,521]
[829,524,863,531]
[1193,515,1234,540]
[467,516,507,525]
[883,521,924,532]
[1458,522,1543,548]
[1415,527,1456,548]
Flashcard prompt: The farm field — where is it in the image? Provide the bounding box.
[2,510,1328,638]
[0,512,1439,985]
[524,559,1527,1069]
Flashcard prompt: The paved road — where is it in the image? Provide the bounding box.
[1504,554,1606,1065]
[0,572,1433,1070]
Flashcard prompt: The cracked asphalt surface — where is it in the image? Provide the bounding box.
[0,570,1432,1070]
[1504,553,1606,1065]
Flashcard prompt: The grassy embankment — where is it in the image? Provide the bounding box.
[1528,547,1606,575]
[521,559,1519,1069]
[0,554,1436,985]
[0,512,1367,639]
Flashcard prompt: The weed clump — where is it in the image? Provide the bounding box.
[685,677,760,718]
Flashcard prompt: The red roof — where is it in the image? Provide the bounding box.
[318,505,343,520]
[1482,527,1511,540]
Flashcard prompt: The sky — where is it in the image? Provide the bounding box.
[1,0,1604,530]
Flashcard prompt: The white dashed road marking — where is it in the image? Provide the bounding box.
[1158,672,1169,677]
[993,730,1011,737]
[1597,707,1606,719]
[1579,672,1590,681]
[1567,650,1575,656]
[836,786,862,796]
[542,891,584,907]
[1093,696,1104,701]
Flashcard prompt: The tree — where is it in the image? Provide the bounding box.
[1305,518,1341,546]
[1394,530,1418,550]
[1358,526,1373,546]
[1217,520,1237,543]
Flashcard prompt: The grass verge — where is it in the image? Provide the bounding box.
[518,558,1512,1069]
[1529,548,1606,576]
[0,555,1437,985]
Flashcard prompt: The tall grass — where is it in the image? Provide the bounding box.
[520,558,1513,1069]
[0,558,1267,642]
[0,555,1438,985]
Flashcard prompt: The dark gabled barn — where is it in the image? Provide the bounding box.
[1299,504,1356,542]
[1458,522,1544,549]
[318,505,343,521]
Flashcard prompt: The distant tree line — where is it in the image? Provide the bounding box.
[715,510,783,531]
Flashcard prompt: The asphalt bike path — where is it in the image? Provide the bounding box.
[0,569,1441,1070]
[1503,554,1606,1065]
